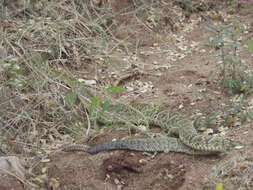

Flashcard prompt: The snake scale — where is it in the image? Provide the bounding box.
[62,103,239,155]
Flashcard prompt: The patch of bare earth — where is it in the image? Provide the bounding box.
[48,131,218,190]
[48,121,253,190]
[47,122,253,190]
[0,177,24,190]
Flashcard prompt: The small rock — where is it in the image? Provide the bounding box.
[84,79,97,85]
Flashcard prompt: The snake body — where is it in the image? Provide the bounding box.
[62,104,238,155]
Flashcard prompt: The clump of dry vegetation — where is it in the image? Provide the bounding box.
[203,155,253,190]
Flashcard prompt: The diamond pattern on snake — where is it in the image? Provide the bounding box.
[62,103,240,155]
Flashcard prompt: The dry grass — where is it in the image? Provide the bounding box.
[1,0,179,154]
[202,155,253,190]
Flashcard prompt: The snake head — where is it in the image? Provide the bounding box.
[225,138,244,151]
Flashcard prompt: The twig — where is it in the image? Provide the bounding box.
[113,69,161,86]
[84,105,91,136]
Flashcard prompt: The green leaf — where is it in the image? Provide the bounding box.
[245,40,253,52]
[240,85,250,93]
[203,24,220,33]
[65,91,77,105]
[88,96,101,112]
[219,25,232,35]
[215,183,223,190]
[211,36,224,45]
[203,24,232,35]
[201,40,212,46]
[226,41,241,48]
[105,85,125,94]
[102,99,112,111]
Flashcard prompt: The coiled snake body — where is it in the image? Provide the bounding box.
[62,104,239,155]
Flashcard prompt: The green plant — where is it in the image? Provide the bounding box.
[245,40,253,53]
[87,85,125,125]
[203,24,253,95]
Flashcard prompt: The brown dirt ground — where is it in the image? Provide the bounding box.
[45,1,253,190]
[48,125,251,190]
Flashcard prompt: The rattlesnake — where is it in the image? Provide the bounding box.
[62,103,240,155]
